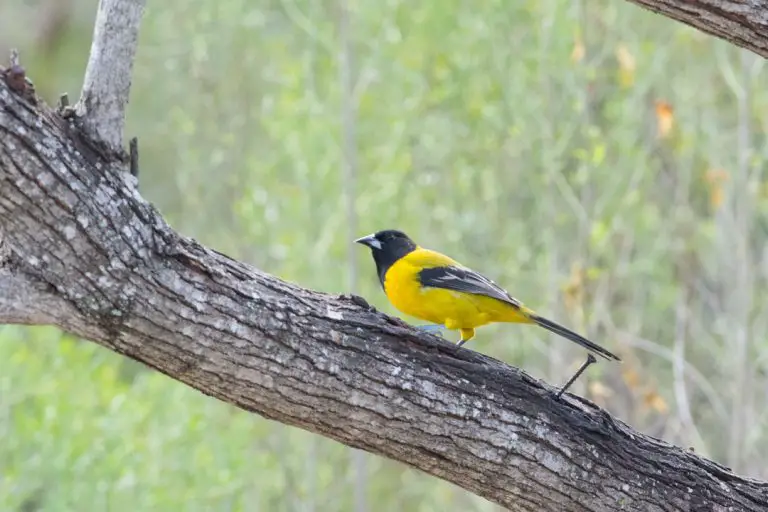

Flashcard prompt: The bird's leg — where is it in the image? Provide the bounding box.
[555,354,597,399]
[455,328,475,348]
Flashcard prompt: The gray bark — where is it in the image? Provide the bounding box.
[625,0,768,58]
[74,0,146,155]
[1,79,767,511]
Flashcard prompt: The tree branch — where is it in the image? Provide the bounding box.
[0,231,85,329]
[1,78,767,511]
[73,0,146,154]
[0,269,75,326]
[624,0,768,58]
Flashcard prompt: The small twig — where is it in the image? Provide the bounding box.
[57,93,74,117]
[556,354,597,399]
[4,49,28,95]
[129,137,139,178]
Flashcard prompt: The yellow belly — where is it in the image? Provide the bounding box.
[383,259,530,330]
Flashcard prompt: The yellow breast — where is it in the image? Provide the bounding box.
[382,249,524,330]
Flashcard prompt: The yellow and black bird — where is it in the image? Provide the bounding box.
[355,229,620,395]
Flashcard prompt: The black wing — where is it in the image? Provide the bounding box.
[417,266,522,308]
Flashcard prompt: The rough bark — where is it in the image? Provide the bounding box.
[1,80,768,511]
[74,0,146,155]
[625,0,768,58]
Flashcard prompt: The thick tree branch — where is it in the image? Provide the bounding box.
[0,269,53,325]
[1,80,767,511]
[624,0,768,58]
[0,230,90,333]
[74,0,146,154]
[0,238,52,324]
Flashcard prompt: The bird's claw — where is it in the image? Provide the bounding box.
[416,324,446,336]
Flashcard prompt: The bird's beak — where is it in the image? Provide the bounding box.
[355,234,381,250]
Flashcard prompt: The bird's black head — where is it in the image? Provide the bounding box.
[355,229,417,287]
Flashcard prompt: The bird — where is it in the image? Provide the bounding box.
[355,229,620,396]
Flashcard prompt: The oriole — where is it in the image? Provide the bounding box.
[355,229,620,363]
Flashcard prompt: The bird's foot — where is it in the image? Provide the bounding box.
[416,324,446,336]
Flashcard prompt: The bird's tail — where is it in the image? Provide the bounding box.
[529,313,621,361]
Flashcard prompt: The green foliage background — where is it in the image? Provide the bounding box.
[2,0,768,510]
